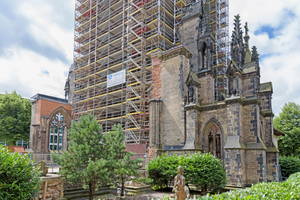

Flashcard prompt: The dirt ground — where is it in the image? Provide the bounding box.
[94,189,203,200]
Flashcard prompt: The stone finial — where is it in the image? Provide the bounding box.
[243,22,252,63]
[38,160,49,176]
[251,46,260,64]
[244,22,249,36]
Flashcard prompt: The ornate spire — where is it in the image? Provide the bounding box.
[232,14,243,42]
[251,46,259,64]
[201,2,213,36]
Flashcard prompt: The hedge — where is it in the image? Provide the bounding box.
[0,145,41,199]
[147,152,226,193]
[202,172,300,199]
[149,172,300,200]
[279,155,300,178]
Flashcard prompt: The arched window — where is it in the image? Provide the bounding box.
[201,43,207,69]
[205,121,222,160]
[49,113,66,150]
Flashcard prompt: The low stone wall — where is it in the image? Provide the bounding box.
[38,174,63,200]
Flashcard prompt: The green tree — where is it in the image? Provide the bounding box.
[52,113,110,200]
[0,91,31,145]
[105,124,143,197]
[0,145,41,199]
[273,102,300,156]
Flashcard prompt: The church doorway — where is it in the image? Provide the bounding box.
[205,120,222,160]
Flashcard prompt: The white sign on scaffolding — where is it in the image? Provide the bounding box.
[107,69,126,88]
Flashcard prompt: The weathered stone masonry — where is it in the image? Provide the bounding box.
[148,1,279,187]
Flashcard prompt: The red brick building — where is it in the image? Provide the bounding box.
[29,94,72,153]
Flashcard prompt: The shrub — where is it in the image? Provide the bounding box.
[279,155,300,178]
[184,153,226,193]
[147,153,181,189]
[147,153,226,192]
[0,145,41,199]
[202,172,300,200]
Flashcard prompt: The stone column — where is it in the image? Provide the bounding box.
[182,104,202,152]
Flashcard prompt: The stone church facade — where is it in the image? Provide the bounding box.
[148,1,279,187]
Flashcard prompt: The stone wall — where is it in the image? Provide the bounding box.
[161,54,189,147]
[38,174,63,200]
[198,72,215,104]
[224,149,246,187]
[245,150,265,185]
[242,76,257,98]
[259,93,272,111]
[242,104,259,143]
[179,16,200,73]
[227,102,242,137]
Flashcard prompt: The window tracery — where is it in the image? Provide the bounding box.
[49,113,66,150]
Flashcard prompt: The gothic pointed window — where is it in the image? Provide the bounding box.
[49,113,66,151]
[206,121,222,160]
[201,43,207,69]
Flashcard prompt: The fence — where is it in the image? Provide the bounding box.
[23,153,61,173]
[262,164,285,182]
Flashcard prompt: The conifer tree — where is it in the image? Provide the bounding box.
[105,124,143,197]
[52,113,110,200]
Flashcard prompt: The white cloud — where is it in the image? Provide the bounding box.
[0,48,68,98]
[0,0,299,117]
[0,0,74,99]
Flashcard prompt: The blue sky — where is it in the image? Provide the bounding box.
[0,0,299,116]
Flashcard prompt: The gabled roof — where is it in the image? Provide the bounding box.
[259,82,273,93]
[186,70,201,86]
[226,60,243,75]
[274,128,285,136]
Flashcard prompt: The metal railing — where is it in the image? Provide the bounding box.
[262,164,285,182]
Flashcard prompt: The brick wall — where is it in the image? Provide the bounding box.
[37,99,72,124]
[151,56,162,99]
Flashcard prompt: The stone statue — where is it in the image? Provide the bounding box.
[188,85,194,104]
[38,160,49,176]
[173,166,186,200]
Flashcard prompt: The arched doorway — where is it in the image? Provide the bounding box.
[205,120,222,160]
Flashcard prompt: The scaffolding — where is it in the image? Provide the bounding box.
[72,0,190,143]
[208,0,229,100]
[72,0,229,143]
